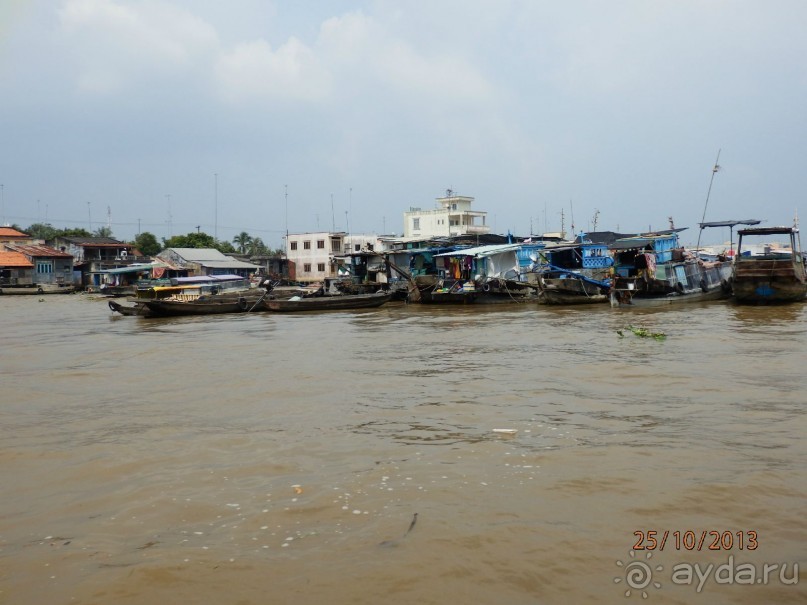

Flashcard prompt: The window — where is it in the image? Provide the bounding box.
[354,244,361,252]
[290,242,298,251]
[413,218,420,230]
[303,241,311,250]
[317,263,325,272]
[452,203,457,210]
[303,263,311,272]
[36,261,53,274]
[317,240,325,249]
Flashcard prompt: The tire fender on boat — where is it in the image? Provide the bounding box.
[237,296,248,310]
[700,279,708,293]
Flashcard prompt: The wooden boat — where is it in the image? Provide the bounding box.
[108,299,150,316]
[731,226,807,304]
[534,241,612,305]
[138,290,270,317]
[264,291,391,312]
[539,277,609,304]
[609,230,732,307]
[0,283,75,295]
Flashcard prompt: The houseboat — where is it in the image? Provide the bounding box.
[609,230,732,306]
[731,226,807,304]
[533,239,612,304]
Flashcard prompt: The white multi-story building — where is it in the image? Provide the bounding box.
[403,190,490,239]
[284,231,345,282]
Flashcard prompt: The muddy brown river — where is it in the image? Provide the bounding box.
[1,295,805,604]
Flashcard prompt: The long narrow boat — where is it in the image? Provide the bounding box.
[264,292,391,312]
[609,230,732,307]
[731,226,807,304]
[138,290,269,317]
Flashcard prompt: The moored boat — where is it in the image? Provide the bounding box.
[609,230,732,307]
[533,240,612,305]
[264,291,391,312]
[731,226,807,304]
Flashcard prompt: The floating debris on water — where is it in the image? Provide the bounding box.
[618,325,667,341]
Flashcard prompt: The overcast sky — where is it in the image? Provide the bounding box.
[1,0,805,247]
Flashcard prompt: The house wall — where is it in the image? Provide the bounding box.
[33,257,73,284]
[0,267,33,286]
[403,194,489,238]
[285,232,344,282]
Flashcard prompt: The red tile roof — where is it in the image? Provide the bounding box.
[0,227,29,238]
[8,244,73,258]
[0,250,34,268]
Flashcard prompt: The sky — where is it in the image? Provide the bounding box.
[1,0,806,248]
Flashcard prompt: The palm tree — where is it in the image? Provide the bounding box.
[248,237,267,256]
[232,231,253,254]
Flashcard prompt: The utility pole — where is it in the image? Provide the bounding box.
[87,202,92,231]
[284,184,288,255]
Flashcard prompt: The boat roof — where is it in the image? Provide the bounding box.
[609,232,680,250]
[699,219,761,229]
[100,263,166,275]
[738,226,798,236]
[173,274,248,283]
[433,243,523,258]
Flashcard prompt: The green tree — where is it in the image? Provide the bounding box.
[25,223,59,240]
[93,226,113,238]
[215,240,236,254]
[248,237,268,256]
[232,231,253,254]
[133,232,161,256]
[162,232,217,249]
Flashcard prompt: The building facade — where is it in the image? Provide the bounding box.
[284,232,346,282]
[403,191,490,239]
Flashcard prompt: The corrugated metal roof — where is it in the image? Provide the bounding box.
[59,237,128,246]
[100,263,164,275]
[433,243,523,257]
[166,248,230,261]
[201,259,260,269]
[0,251,34,267]
[8,243,73,258]
[161,249,259,269]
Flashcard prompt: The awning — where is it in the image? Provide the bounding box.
[99,263,164,275]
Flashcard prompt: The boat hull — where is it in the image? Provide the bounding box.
[265,292,391,312]
[732,259,807,304]
[138,291,269,317]
[0,284,75,295]
[538,277,608,305]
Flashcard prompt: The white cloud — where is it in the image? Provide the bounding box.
[58,0,219,94]
[214,37,331,104]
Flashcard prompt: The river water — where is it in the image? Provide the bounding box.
[0,294,805,605]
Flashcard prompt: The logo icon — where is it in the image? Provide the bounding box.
[615,551,663,598]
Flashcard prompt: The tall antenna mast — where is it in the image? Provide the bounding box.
[695,149,721,253]
[284,184,288,254]
[331,193,335,232]
[570,199,575,236]
[107,206,111,229]
[214,173,218,241]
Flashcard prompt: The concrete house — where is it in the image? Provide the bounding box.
[403,190,490,239]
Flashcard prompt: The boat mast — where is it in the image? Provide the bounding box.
[695,149,721,254]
